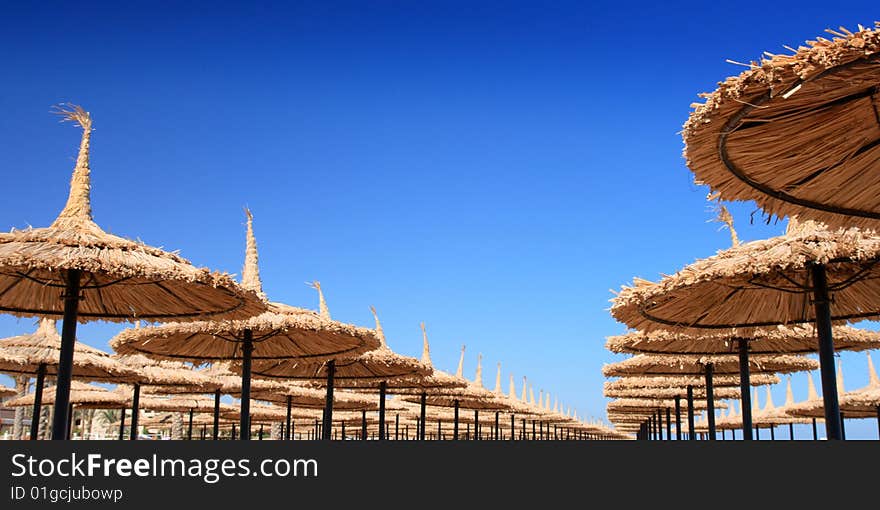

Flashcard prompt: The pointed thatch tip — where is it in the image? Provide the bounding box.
[36,318,57,336]
[51,103,94,227]
[473,353,483,387]
[369,306,387,348]
[420,322,432,367]
[494,362,502,394]
[309,281,331,319]
[241,207,265,299]
[708,196,739,247]
[867,352,879,387]
[455,344,466,378]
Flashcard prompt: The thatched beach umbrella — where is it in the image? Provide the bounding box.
[111,210,379,440]
[604,373,779,391]
[5,381,128,439]
[610,214,880,439]
[247,307,432,440]
[0,384,17,398]
[0,106,265,439]
[750,380,813,439]
[682,23,880,230]
[111,353,219,440]
[787,355,880,437]
[604,353,815,439]
[398,351,515,440]
[0,319,138,439]
[606,320,880,439]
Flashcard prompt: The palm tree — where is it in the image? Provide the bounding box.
[12,375,29,440]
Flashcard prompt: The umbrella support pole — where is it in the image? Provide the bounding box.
[51,268,82,441]
[453,400,459,440]
[521,418,525,440]
[129,383,140,441]
[322,360,335,441]
[231,423,236,440]
[789,422,794,440]
[686,385,695,441]
[258,424,263,440]
[118,407,126,441]
[810,263,843,440]
[395,414,399,440]
[738,339,753,440]
[187,408,194,440]
[666,407,671,441]
[840,412,846,440]
[419,392,426,441]
[510,413,514,441]
[812,418,817,440]
[29,363,46,441]
[66,403,73,440]
[705,363,716,440]
[285,395,292,441]
[361,410,367,441]
[877,406,880,439]
[240,329,254,441]
[770,426,775,441]
[212,390,221,441]
[494,411,499,441]
[674,396,682,440]
[341,420,345,440]
[378,381,386,441]
[474,410,479,441]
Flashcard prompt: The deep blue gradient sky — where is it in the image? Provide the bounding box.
[1,1,879,438]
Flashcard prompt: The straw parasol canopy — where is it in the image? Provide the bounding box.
[247,306,431,386]
[112,353,220,393]
[136,394,233,414]
[398,352,513,411]
[602,353,818,377]
[109,210,380,363]
[606,324,880,355]
[111,209,380,440]
[607,398,726,413]
[5,381,127,409]
[250,384,377,411]
[604,385,741,400]
[0,319,139,382]
[682,23,880,230]
[0,105,265,323]
[751,379,813,427]
[787,355,880,419]
[0,384,17,398]
[604,373,779,391]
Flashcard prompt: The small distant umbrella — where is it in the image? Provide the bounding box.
[111,210,379,440]
[5,381,128,439]
[0,106,265,439]
[604,373,779,391]
[0,319,138,439]
[0,385,17,398]
[247,307,433,440]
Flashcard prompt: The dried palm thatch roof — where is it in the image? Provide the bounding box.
[751,380,814,426]
[604,373,779,391]
[0,105,266,322]
[191,362,290,395]
[682,23,880,230]
[397,353,514,410]
[604,385,741,400]
[4,380,127,408]
[606,323,880,355]
[135,393,232,413]
[221,402,313,423]
[110,209,379,362]
[0,384,17,398]
[250,384,378,411]
[602,353,818,377]
[246,308,431,387]
[786,356,880,418]
[607,398,727,413]
[112,353,220,392]
[611,219,880,335]
[0,319,139,382]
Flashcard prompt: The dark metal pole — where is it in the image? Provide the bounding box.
[66,403,74,440]
[453,399,459,440]
[187,408,194,440]
[770,425,775,441]
[361,410,367,441]
[52,269,81,440]
[474,409,479,441]
[686,385,695,441]
[812,418,818,440]
[419,391,426,441]
[810,263,842,440]
[521,418,525,440]
[29,363,46,440]
[395,413,399,440]
[378,381,386,441]
[118,408,126,441]
[212,390,220,441]
[285,395,292,441]
[755,426,760,440]
[322,360,335,441]
[532,420,536,440]
[674,395,682,440]
[876,406,880,439]
[510,413,515,441]
[239,328,254,441]
[201,424,206,440]
[666,407,671,441]
[231,423,236,440]
[341,420,345,440]
[840,412,846,440]
[705,363,716,440]
[129,383,140,441]
[495,411,499,441]
[789,422,794,440]
[258,423,264,440]
[437,419,441,439]
[738,339,754,440]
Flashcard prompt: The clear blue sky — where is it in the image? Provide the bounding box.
[1,1,878,438]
